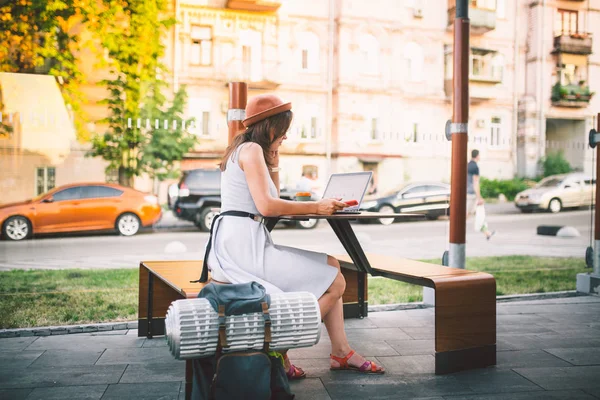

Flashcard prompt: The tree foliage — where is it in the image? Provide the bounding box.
[87,0,196,187]
[0,0,88,139]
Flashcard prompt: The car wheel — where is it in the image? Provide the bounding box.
[2,216,31,241]
[378,205,395,226]
[197,208,218,232]
[116,213,141,236]
[548,198,562,214]
[426,213,439,221]
[296,219,319,229]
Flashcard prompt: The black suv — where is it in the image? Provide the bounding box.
[172,169,319,231]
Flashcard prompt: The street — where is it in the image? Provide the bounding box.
[0,204,593,271]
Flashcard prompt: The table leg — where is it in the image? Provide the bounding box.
[327,219,373,318]
[147,273,154,339]
[264,217,279,232]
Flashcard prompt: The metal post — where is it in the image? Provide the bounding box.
[228,82,247,144]
[594,114,600,275]
[448,0,469,269]
[577,112,600,293]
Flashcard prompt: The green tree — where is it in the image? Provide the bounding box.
[88,0,196,187]
[0,0,89,140]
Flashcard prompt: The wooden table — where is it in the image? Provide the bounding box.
[264,212,422,318]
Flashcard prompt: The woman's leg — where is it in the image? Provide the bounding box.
[320,256,384,372]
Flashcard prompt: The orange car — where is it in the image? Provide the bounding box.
[0,183,162,241]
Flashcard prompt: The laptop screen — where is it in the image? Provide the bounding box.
[322,172,373,210]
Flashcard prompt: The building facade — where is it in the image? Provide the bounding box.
[167,0,597,196]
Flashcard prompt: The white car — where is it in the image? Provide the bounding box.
[514,173,595,213]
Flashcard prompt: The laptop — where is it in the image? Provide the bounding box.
[321,172,373,214]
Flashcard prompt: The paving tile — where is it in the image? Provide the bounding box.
[0,337,38,352]
[96,347,182,365]
[345,327,413,341]
[451,368,544,393]
[142,338,168,348]
[444,389,598,399]
[339,340,399,357]
[496,324,555,335]
[544,348,600,366]
[0,365,125,389]
[24,334,144,351]
[289,378,332,400]
[30,349,104,367]
[320,373,471,399]
[514,366,600,390]
[0,388,32,399]
[288,342,334,360]
[376,355,435,375]
[119,363,186,383]
[0,350,43,369]
[26,385,107,400]
[343,318,378,329]
[496,350,572,369]
[101,382,181,400]
[367,315,430,328]
[400,326,435,340]
[498,335,600,350]
[496,314,554,324]
[583,388,600,399]
[386,339,435,355]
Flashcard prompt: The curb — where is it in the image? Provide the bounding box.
[0,321,138,339]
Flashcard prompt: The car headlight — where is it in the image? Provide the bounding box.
[361,201,378,209]
[144,195,159,205]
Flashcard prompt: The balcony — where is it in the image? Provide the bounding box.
[226,0,281,12]
[553,33,593,55]
[217,59,281,90]
[447,1,496,34]
[551,83,594,108]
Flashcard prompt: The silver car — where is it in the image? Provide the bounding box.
[514,173,595,213]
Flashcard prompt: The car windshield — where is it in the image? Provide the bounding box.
[384,184,410,197]
[537,178,563,188]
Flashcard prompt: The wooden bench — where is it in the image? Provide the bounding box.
[138,260,366,400]
[335,253,496,375]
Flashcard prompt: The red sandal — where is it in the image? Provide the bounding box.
[283,353,306,380]
[330,350,385,374]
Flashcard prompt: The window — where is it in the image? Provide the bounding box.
[370,118,379,141]
[359,34,379,75]
[298,32,319,72]
[404,42,424,82]
[106,168,118,184]
[240,30,262,81]
[471,49,503,82]
[496,0,505,18]
[472,0,496,11]
[53,187,81,201]
[36,167,56,196]
[310,116,317,139]
[81,186,123,199]
[188,98,211,136]
[559,63,585,86]
[555,9,578,36]
[302,165,318,179]
[490,116,501,147]
[190,26,212,66]
[411,123,419,143]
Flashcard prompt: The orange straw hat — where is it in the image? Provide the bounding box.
[242,94,292,128]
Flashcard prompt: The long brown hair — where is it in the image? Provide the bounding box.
[220,110,293,171]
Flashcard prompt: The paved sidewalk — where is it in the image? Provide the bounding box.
[1,295,599,400]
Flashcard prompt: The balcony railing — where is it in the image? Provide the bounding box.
[447,2,496,34]
[551,83,594,108]
[553,33,593,55]
[217,59,281,89]
[226,0,281,12]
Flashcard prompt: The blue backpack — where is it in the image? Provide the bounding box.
[191,282,295,400]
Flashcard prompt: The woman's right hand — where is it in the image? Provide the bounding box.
[315,198,348,215]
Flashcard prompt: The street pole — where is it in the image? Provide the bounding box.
[577,112,600,293]
[228,82,247,144]
[448,0,470,269]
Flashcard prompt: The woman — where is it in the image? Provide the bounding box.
[205,94,385,377]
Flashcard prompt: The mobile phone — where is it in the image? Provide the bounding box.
[344,200,358,207]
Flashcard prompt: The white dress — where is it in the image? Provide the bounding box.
[206,144,338,299]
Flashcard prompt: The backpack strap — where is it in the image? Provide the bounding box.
[218,304,227,348]
[261,302,272,352]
